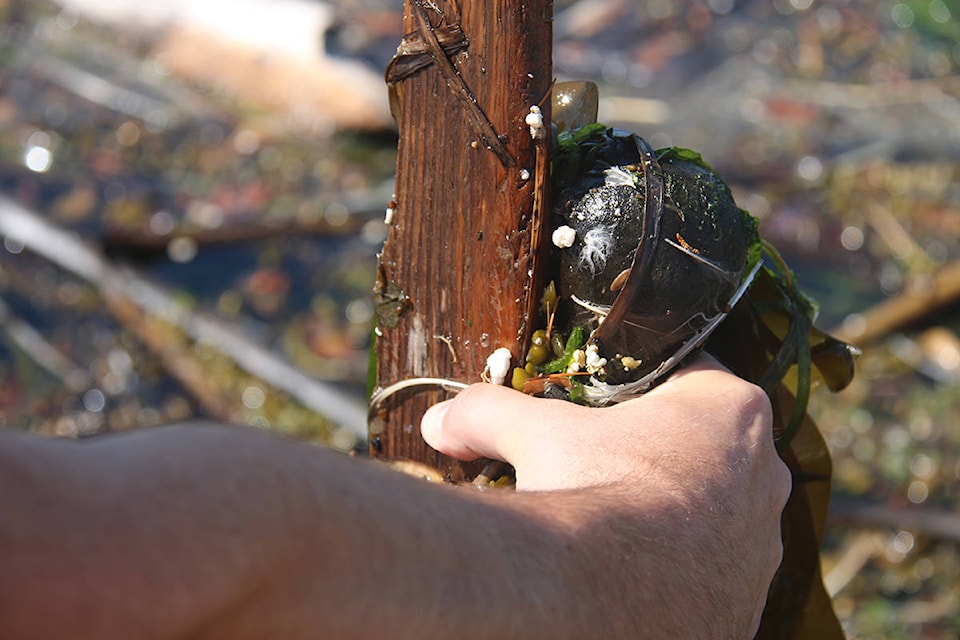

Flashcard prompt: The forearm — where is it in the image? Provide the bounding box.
[0,425,678,639]
[1,425,318,639]
[1,356,787,639]
[289,461,718,639]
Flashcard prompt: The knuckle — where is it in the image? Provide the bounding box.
[709,370,772,423]
[738,380,773,422]
[773,537,785,569]
[774,458,793,509]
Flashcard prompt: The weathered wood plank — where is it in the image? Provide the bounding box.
[372,0,553,480]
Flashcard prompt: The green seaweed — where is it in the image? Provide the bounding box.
[542,325,586,374]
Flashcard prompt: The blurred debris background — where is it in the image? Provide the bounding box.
[1,0,959,637]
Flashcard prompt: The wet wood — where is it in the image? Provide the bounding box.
[372,0,553,480]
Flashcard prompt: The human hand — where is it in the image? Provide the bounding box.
[421,354,791,637]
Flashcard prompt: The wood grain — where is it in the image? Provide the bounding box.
[372,0,553,480]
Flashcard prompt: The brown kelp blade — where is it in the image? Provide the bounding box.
[709,300,844,640]
[749,267,857,395]
[758,391,844,640]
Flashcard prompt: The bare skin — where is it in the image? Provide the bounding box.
[0,355,789,639]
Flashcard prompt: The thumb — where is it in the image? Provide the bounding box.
[420,383,572,464]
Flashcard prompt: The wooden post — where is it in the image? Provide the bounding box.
[372,0,553,481]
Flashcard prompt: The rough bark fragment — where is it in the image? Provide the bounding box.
[372,0,552,480]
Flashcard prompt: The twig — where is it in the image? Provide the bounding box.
[0,297,92,390]
[900,593,960,625]
[865,201,932,268]
[781,75,960,111]
[103,209,384,250]
[102,293,248,424]
[822,531,884,598]
[829,498,960,544]
[831,257,960,346]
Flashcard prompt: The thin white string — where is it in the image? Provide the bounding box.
[367,377,469,424]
